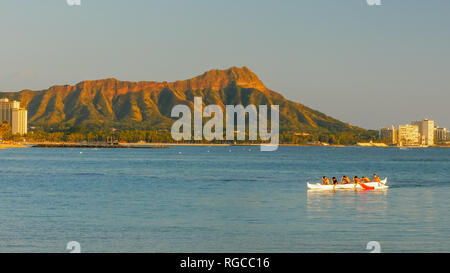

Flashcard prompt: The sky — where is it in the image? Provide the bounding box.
[0,0,449,129]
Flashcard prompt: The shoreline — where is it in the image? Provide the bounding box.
[111,142,450,148]
[0,143,30,149]
[6,142,448,148]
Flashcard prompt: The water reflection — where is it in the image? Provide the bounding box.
[307,189,388,217]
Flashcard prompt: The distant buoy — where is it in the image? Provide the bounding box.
[80,152,83,154]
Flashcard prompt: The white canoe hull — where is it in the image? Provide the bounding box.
[307,178,389,190]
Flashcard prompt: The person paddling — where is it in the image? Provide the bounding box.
[322,176,330,185]
[353,176,360,190]
[373,174,381,182]
[362,176,371,183]
[332,177,338,190]
[331,177,338,184]
[341,176,351,184]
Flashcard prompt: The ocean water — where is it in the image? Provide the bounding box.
[0,146,449,253]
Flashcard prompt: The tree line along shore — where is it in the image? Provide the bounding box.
[1,125,379,146]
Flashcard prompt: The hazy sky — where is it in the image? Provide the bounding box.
[1,0,449,129]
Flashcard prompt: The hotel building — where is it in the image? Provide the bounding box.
[379,125,397,145]
[397,124,420,146]
[0,98,28,135]
[380,118,440,146]
[412,119,435,146]
[435,127,448,142]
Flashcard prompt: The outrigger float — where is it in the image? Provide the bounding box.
[307,178,389,191]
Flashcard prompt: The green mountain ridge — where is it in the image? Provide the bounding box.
[0,66,368,136]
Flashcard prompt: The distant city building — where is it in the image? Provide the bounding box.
[0,98,28,135]
[397,124,420,146]
[379,125,397,145]
[412,119,435,146]
[435,127,447,142]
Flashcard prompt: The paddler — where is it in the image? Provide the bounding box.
[353,176,360,190]
[373,174,381,182]
[362,176,371,183]
[322,176,330,185]
[332,177,338,185]
[341,176,351,184]
[332,177,338,190]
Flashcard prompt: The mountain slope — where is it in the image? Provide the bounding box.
[0,66,366,134]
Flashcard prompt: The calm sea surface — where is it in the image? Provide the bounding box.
[0,146,449,253]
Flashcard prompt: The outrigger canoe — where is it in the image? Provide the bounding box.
[307,178,389,191]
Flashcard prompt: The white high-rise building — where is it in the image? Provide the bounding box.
[412,118,435,146]
[0,98,28,135]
